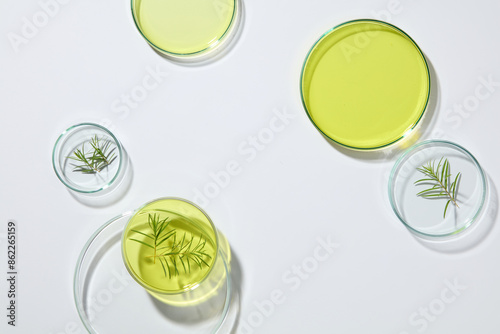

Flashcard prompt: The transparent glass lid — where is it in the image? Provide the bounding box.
[74,213,231,333]
[300,19,430,150]
[389,140,486,237]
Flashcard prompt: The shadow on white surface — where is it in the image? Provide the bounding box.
[412,173,498,253]
[70,151,134,207]
[227,251,243,334]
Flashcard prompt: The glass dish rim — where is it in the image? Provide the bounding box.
[299,18,431,151]
[130,0,239,58]
[73,210,232,333]
[388,139,487,237]
[52,122,124,194]
[121,197,221,295]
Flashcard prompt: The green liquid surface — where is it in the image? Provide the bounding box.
[123,200,217,293]
[301,20,430,150]
[133,0,236,55]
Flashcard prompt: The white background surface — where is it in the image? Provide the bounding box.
[1,0,500,333]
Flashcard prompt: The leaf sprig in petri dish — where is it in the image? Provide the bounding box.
[129,213,212,279]
[68,135,117,174]
[414,157,462,218]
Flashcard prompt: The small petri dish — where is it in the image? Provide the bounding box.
[52,123,125,194]
[301,19,430,150]
[122,198,231,306]
[74,212,232,333]
[388,140,486,238]
[131,0,241,61]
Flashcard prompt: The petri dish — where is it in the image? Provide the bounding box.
[301,19,430,150]
[74,212,232,333]
[131,0,241,60]
[52,123,125,194]
[122,198,230,306]
[388,140,486,238]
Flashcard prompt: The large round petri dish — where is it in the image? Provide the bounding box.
[74,212,232,333]
[301,19,430,150]
[389,140,486,238]
[131,0,241,60]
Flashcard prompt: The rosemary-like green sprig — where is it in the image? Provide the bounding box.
[129,213,175,265]
[414,157,461,218]
[153,232,212,279]
[129,214,211,279]
[68,135,117,174]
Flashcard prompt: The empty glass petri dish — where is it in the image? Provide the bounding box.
[388,140,486,238]
[301,19,430,150]
[131,0,241,61]
[52,123,125,194]
[74,212,232,333]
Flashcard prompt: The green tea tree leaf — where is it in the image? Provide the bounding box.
[414,157,461,218]
[129,214,211,279]
[68,135,117,174]
[154,232,212,279]
[129,213,175,264]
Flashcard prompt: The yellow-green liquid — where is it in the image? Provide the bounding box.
[133,0,236,54]
[122,200,218,294]
[301,20,430,149]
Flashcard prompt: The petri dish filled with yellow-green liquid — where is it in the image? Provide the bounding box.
[131,0,241,61]
[122,198,231,306]
[74,210,233,333]
[301,19,430,150]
